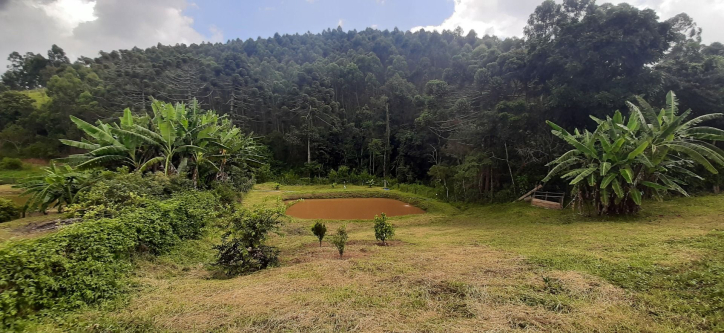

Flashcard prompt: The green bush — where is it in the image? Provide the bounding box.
[0,191,219,328]
[373,213,395,245]
[311,220,327,247]
[212,182,242,206]
[330,225,348,258]
[69,171,194,218]
[0,157,23,170]
[0,198,20,222]
[214,206,284,276]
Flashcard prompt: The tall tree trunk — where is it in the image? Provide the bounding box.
[307,105,312,164]
[384,103,390,180]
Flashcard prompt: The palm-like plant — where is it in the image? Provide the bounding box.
[60,109,158,171]
[17,163,96,214]
[59,98,264,187]
[544,91,724,215]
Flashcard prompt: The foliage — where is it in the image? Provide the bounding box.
[0,198,20,223]
[544,91,724,214]
[0,191,219,328]
[373,213,395,245]
[17,163,97,214]
[1,2,723,201]
[214,206,284,276]
[68,170,194,218]
[311,220,327,247]
[212,182,242,206]
[330,225,349,258]
[0,158,23,170]
[59,100,263,187]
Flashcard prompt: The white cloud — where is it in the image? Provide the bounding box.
[0,0,218,70]
[208,25,224,43]
[412,0,724,44]
[37,0,97,36]
[411,0,540,37]
[611,0,724,44]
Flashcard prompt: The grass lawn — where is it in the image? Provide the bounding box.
[29,184,724,332]
[0,163,45,185]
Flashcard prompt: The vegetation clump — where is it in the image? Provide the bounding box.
[214,206,284,276]
[18,163,96,214]
[0,157,23,170]
[330,225,349,258]
[0,198,20,222]
[0,191,219,327]
[311,220,327,247]
[544,92,724,215]
[373,213,395,245]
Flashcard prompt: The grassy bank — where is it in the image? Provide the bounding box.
[26,185,724,332]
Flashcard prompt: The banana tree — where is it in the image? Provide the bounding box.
[60,109,159,171]
[17,163,96,214]
[544,91,724,215]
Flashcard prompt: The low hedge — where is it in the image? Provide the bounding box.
[0,198,20,223]
[0,191,219,328]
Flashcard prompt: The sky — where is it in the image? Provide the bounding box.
[1,0,723,70]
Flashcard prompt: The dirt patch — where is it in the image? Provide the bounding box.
[20,217,81,233]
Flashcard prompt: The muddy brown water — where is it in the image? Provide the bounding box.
[285,198,425,220]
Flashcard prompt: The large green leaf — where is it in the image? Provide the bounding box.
[629,189,642,206]
[570,166,597,185]
[665,143,718,174]
[600,173,617,189]
[627,140,649,160]
[611,178,624,198]
[59,139,99,151]
[682,113,724,129]
[685,127,724,141]
[620,168,634,184]
[600,162,611,176]
[641,181,667,190]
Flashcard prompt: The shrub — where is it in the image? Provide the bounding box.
[0,157,23,170]
[373,213,395,245]
[214,206,284,276]
[0,198,20,222]
[0,191,219,328]
[68,171,194,218]
[311,220,327,247]
[330,225,348,258]
[213,182,242,206]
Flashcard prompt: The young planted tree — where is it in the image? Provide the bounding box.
[373,213,395,245]
[330,225,349,258]
[544,91,724,215]
[214,206,284,276]
[311,220,327,247]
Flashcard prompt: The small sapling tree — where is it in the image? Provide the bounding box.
[311,220,327,247]
[214,206,284,276]
[373,213,395,245]
[330,225,349,258]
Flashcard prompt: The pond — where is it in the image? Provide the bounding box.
[285,198,425,220]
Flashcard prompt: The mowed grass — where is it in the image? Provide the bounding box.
[0,163,45,185]
[29,185,724,332]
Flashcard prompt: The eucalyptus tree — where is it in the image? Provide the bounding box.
[544,91,724,214]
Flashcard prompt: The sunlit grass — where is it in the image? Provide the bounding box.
[26,185,724,332]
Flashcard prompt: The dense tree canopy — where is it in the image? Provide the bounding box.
[1,0,723,201]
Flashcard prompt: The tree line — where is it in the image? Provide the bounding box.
[1,0,723,201]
